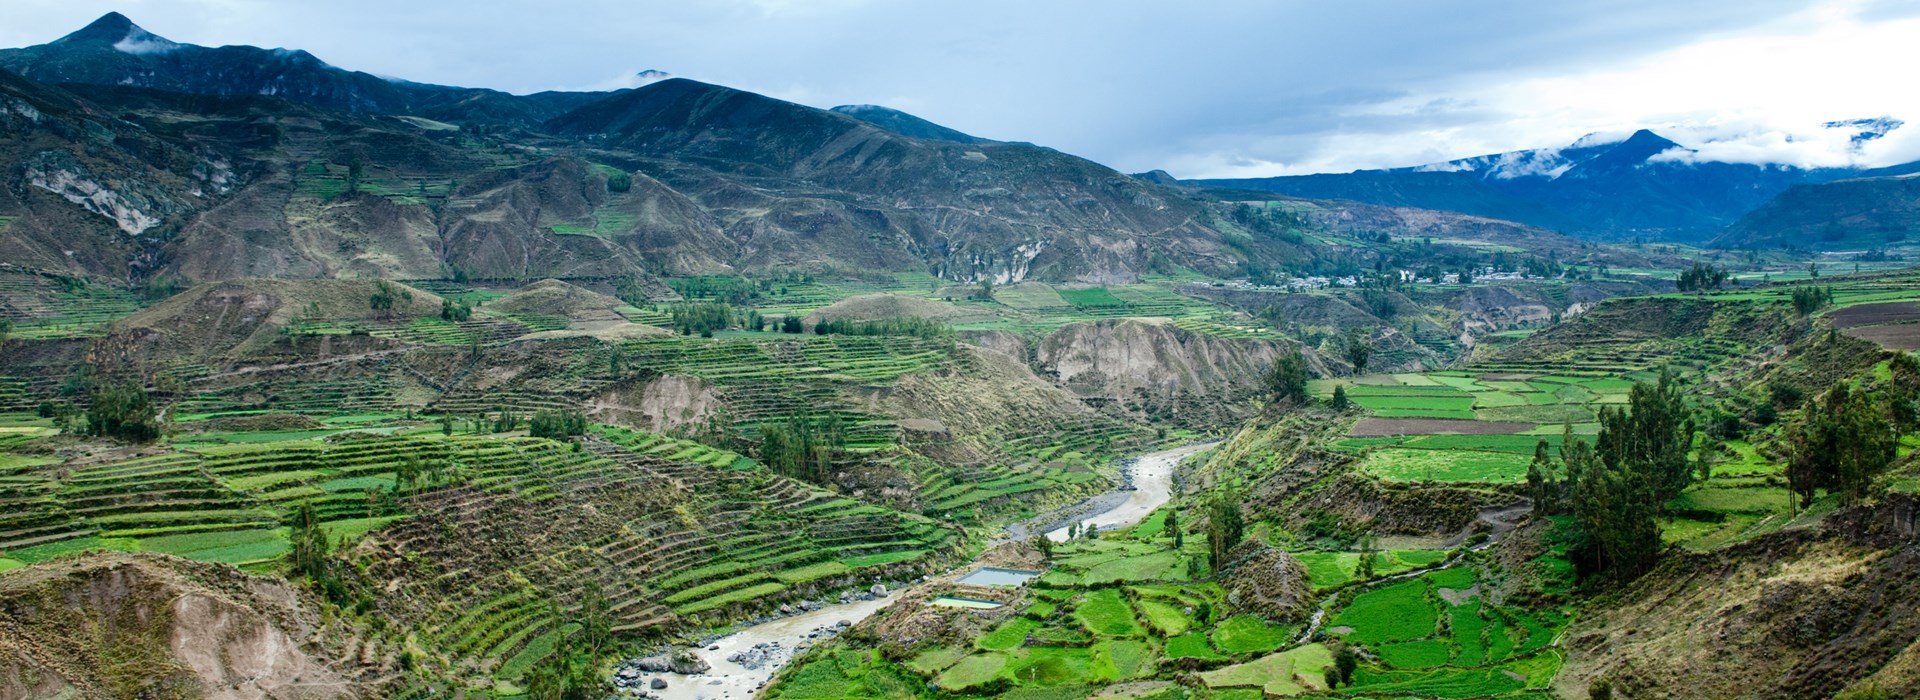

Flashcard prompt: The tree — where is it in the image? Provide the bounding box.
[1526,435,1561,514]
[369,280,411,318]
[1162,509,1183,549]
[1332,644,1358,686]
[1789,384,1898,508]
[580,583,611,654]
[1267,349,1310,405]
[1206,493,1245,573]
[86,382,160,442]
[0,318,11,343]
[1330,385,1352,410]
[1342,329,1373,375]
[345,159,364,195]
[1791,285,1833,316]
[606,171,632,193]
[781,315,804,334]
[440,298,472,322]
[1355,532,1378,579]
[1596,368,1695,506]
[529,409,588,440]
[289,502,331,581]
[1029,535,1055,560]
[1675,262,1730,293]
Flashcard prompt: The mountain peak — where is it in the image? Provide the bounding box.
[59,12,137,43]
[56,12,180,54]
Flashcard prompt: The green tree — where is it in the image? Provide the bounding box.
[86,382,160,442]
[1596,368,1696,506]
[289,502,331,581]
[1162,509,1183,549]
[1267,348,1310,405]
[1789,384,1898,508]
[1675,262,1730,293]
[1206,493,1245,573]
[1791,285,1833,316]
[606,171,632,193]
[1330,384,1352,411]
[1029,535,1055,560]
[1342,329,1373,375]
[529,409,588,440]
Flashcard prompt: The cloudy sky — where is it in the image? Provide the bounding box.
[6,0,1919,178]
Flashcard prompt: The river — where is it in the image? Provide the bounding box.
[627,441,1215,699]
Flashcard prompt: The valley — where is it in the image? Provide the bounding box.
[1,9,1919,700]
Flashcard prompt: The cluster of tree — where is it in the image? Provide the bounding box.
[392,456,463,496]
[669,302,735,336]
[1526,370,1693,580]
[1266,348,1310,405]
[1522,255,1564,279]
[1360,284,1398,319]
[605,171,632,193]
[1226,203,1308,244]
[1791,285,1834,316]
[529,409,589,440]
[756,413,846,483]
[491,408,524,433]
[87,382,161,442]
[1205,492,1245,573]
[1675,262,1731,292]
[1322,644,1361,689]
[669,276,778,305]
[1787,381,1901,509]
[440,297,472,322]
[811,317,949,338]
[368,280,414,318]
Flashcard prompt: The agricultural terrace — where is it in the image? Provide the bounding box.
[768,492,1573,699]
[0,421,961,690]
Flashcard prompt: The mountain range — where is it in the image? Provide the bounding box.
[1193,127,1920,246]
[0,13,1339,286]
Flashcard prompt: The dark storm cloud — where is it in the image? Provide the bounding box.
[2,0,1900,176]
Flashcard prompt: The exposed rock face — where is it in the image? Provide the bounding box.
[0,552,364,699]
[1038,318,1293,427]
[590,373,726,434]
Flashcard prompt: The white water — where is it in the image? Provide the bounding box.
[632,442,1214,699]
[1045,442,1215,542]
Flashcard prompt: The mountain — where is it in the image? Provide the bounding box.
[0,12,599,125]
[830,104,987,143]
[1192,129,1889,241]
[1710,172,1920,249]
[0,15,1314,286]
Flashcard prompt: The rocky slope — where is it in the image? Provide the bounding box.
[0,552,367,699]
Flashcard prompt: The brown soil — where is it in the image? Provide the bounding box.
[1843,323,1920,350]
[1829,301,1920,329]
[1348,417,1531,436]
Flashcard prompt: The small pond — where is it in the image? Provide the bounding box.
[956,567,1043,587]
[929,596,1004,609]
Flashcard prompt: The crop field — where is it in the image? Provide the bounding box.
[1323,371,1635,483]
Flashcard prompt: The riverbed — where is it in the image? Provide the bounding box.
[1044,442,1214,542]
[627,442,1214,699]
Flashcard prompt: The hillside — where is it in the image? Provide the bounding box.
[1711,174,1920,250]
